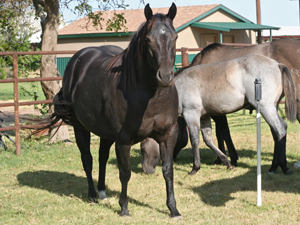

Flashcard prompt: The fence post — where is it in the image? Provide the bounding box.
[13,53,21,155]
[181,47,189,67]
[255,78,262,206]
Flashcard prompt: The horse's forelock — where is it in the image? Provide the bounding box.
[112,13,171,93]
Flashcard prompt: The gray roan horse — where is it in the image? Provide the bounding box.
[42,4,181,217]
[142,54,296,175]
[191,39,300,168]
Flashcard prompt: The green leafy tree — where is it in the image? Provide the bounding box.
[0,1,41,79]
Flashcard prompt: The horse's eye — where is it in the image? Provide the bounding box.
[146,36,151,43]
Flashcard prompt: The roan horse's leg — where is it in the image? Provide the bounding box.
[73,127,98,202]
[97,138,114,200]
[212,115,239,166]
[200,117,233,169]
[183,110,201,175]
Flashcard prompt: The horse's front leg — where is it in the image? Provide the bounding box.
[159,123,181,218]
[115,136,132,216]
[200,117,233,169]
[97,138,114,200]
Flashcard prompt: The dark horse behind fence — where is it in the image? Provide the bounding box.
[39,4,181,218]
[141,54,296,175]
[190,39,300,168]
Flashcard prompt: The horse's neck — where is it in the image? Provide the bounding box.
[138,60,159,93]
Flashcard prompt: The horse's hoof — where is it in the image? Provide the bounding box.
[98,190,107,200]
[89,197,99,204]
[120,211,130,217]
[227,165,235,170]
[268,165,278,174]
[213,157,222,165]
[294,161,300,169]
[189,169,199,175]
[284,169,293,175]
[231,160,238,167]
[171,214,182,220]
[268,170,275,175]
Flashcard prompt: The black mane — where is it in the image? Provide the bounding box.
[199,43,222,58]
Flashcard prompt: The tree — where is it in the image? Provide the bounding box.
[0,1,41,79]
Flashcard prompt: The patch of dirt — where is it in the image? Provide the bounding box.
[0,103,42,126]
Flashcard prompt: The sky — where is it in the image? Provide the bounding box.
[61,0,300,26]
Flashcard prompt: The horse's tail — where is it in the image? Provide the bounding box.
[32,89,76,134]
[279,63,297,122]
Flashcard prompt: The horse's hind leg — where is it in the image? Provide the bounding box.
[200,117,233,169]
[97,138,114,200]
[260,108,291,175]
[74,127,97,202]
[183,110,201,175]
[212,115,239,166]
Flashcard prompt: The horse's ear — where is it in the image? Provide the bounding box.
[144,3,153,21]
[166,3,177,20]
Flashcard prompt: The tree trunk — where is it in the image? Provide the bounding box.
[35,0,70,142]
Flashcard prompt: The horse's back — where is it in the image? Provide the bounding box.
[62,45,123,101]
[192,42,270,65]
[269,38,300,68]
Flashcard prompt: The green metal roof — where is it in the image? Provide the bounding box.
[191,22,280,32]
[58,32,133,39]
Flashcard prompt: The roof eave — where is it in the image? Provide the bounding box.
[58,32,133,39]
[191,22,281,31]
[175,5,251,33]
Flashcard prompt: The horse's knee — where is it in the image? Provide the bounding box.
[162,163,173,178]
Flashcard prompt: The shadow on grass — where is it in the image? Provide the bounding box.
[174,147,277,169]
[17,169,169,216]
[188,164,300,207]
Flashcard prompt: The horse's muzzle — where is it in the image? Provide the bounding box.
[156,70,174,87]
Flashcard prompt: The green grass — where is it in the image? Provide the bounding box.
[1,110,300,224]
[0,82,45,101]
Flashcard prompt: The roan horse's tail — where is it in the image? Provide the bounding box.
[279,64,297,122]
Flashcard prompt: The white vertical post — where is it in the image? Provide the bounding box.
[255,79,262,207]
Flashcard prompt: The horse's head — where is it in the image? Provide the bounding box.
[141,138,160,174]
[144,3,177,87]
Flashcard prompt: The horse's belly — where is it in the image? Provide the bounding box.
[73,105,118,140]
[203,95,246,115]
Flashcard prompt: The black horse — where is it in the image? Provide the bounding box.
[45,4,181,217]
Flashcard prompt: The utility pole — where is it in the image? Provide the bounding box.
[290,0,300,26]
[256,0,262,44]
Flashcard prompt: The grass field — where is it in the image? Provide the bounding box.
[1,107,300,224]
[0,82,45,102]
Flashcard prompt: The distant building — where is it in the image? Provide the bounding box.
[262,26,300,42]
[56,4,279,74]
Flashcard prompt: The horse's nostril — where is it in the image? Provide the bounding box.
[158,71,162,80]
